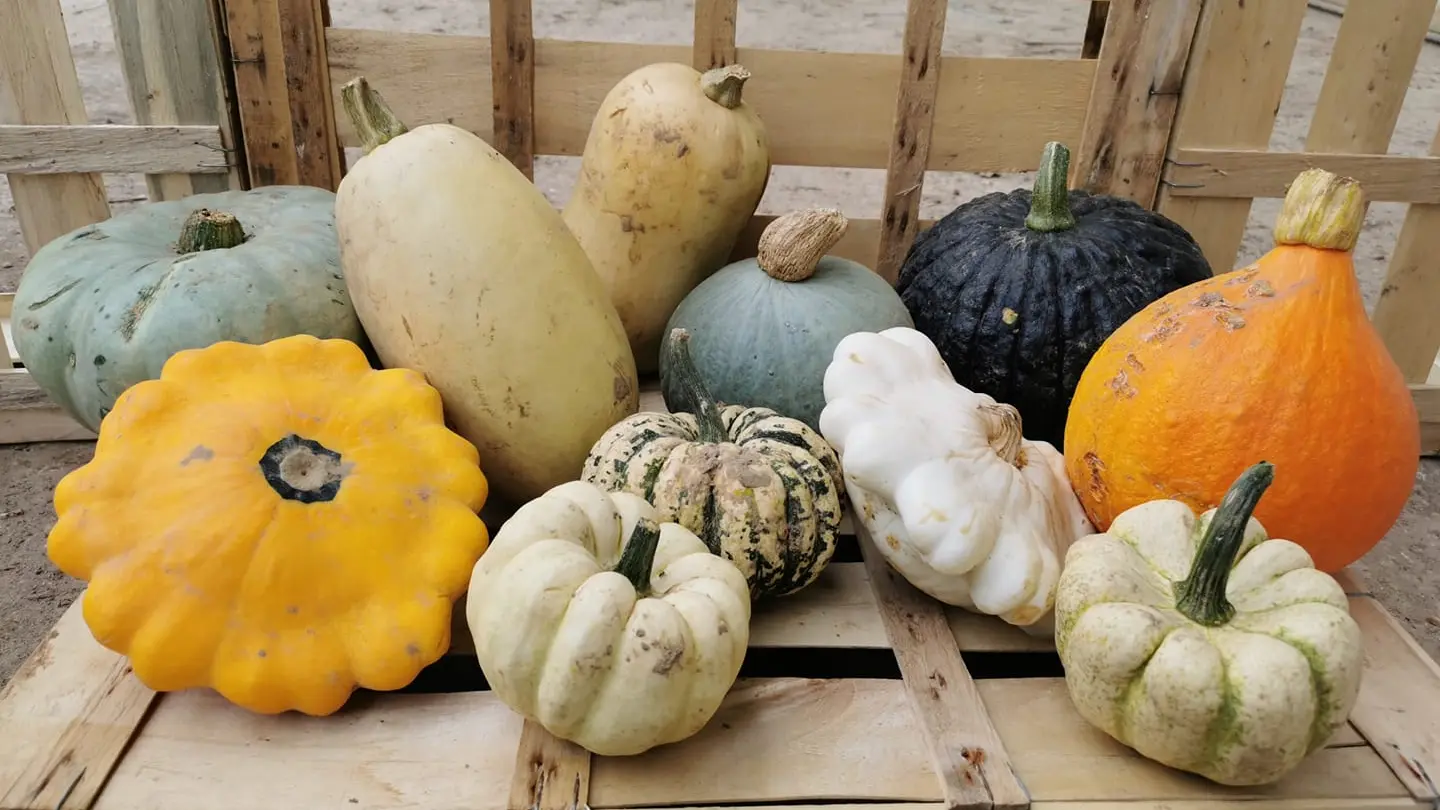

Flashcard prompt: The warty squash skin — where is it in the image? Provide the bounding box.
[1063,168,1420,573]
[11,186,364,433]
[1055,462,1363,786]
[46,334,491,716]
[335,77,639,504]
[895,142,1212,449]
[562,62,771,373]
[661,208,914,429]
[583,328,844,601]
[466,480,751,756]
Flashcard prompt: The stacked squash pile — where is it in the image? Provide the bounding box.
[10,61,1418,789]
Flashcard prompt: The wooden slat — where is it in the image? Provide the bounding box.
[0,0,111,257]
[1305,0,1435,158]
[1155,0,1307,272]
[1,294,17,366]
[1162,148,1440,204]
[507,720,591,810]
[489,0,536,178]
[0,124,229,175]
[1070,0,1203,206]
[692,0,738,70]
[108,0,242,200]
[0,597,158,810]
[873,0,947,285]
[1346,593,1440,803]
[224,0,341,188]
[325,31,1098,173]
[858,525,1029,809]
[1079,1,1109,60]
[1372,124,1440,383]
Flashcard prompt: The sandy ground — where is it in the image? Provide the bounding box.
[3,1,1440,684]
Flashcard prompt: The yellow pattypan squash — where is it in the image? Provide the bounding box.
[47,334,491,716]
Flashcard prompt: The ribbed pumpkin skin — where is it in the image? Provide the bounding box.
[11,186,362,432]
[895,188,1211,449]
[582,404,844,600]
[661,254,913,429]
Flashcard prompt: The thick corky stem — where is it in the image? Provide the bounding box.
[977,403,1025,468]
[176,209,246,252]
[1025,141,1078,233]
[661,328,729,444]
[613,516,662,595]
[700,65,751,109]
[1174,461,1276,627]
[1273,168,1363,252]
[342,76,410,154]
[757,208,849,282]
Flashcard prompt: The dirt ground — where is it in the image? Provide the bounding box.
[4,1,1440,684]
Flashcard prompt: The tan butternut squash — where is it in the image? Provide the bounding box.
[562,62,771,372]
[334,77,639,504]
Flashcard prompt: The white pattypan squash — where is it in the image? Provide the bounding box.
[465,480,752,756]
[818,326,1093,631]
[1054,461,1364,786]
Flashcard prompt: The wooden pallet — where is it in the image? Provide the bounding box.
[2,386,1438,810]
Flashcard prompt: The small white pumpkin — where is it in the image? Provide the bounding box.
[1054,461,1364,786]
[465,480,751,756]
[818,327,1093,631]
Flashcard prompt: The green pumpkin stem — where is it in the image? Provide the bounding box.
[1173,461,1276,627]
[612,516,662,595]
[662,328,729,444]
[758,208,848,282]
[176,209,246,252]
[1025,141,1078,233]
[341,76,410,154]
[700,65,751,110]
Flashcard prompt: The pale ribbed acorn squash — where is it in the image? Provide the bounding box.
[895,142,1212,449]
[582,328,843,600]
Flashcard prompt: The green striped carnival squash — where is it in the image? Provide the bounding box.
[11,186,364,432]
[582,327,844,600]
[661,208,913,430]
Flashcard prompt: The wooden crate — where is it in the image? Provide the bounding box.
[5,0,1440,450]
[2,385,1439,810]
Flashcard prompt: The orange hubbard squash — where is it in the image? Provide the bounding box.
[46,334,491,715]
[1062,168,1418,573]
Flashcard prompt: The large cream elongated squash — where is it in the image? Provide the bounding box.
[562,62,771,372]
[335,77,640,504]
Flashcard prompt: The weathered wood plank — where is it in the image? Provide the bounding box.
[1161,148,1440,204]
[489,0,536,178]
[875,0,948,285]
[858,524,1029,810]
[108,0,242,199]
[0,0,111,256]
[1070,0,1203,206]
[0,124,228,175]
[507,720,591,810]
[1155,0,1307,272]
[1372,124,1440,383]
[692,0,739,70]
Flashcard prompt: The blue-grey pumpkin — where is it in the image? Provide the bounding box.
[11,186,366,433]
[659,208,913,428]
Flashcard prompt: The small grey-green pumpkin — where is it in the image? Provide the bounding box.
[11,186,365,432]
[659,208,913,429]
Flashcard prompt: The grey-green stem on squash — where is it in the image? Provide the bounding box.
[1024,141,1078,233]
[757,208,849,282]
[1173,461,1277,627]
[176,209,246,253]
[662,328,729,444]
[341,76,411,154]
[700,65,751,110]
[613,516,662,595]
